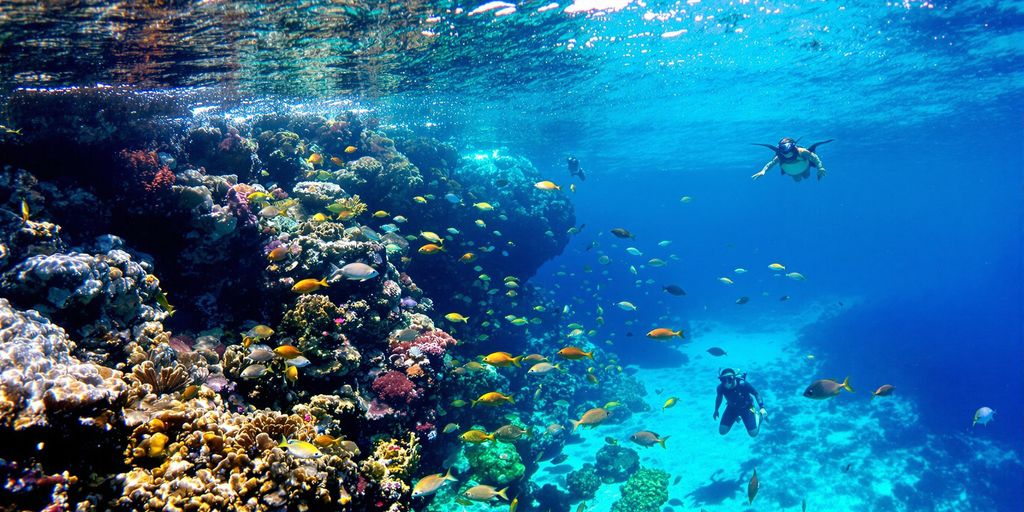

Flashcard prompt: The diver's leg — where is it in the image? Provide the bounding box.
[719,407,737,435]
[742,408,759,437]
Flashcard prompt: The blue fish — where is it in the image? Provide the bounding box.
[445,193,461,204]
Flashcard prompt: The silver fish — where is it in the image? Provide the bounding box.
[241,364,268,379]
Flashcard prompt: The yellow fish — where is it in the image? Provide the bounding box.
[459,252,477,263]
[251,325,274,338]
[20,200,29,223]
[372,210,389,218]
[330,156,344,166]
[482,352,522,368]
[285,365,299,383]
[421,231,444,244]
[475,219,486,227]
[307,153,323,165]
[279,438,323,459]
[473,202,494,211]
[310,213,329,222]
[413,196,428,204]
[412,468,458,497]
[534,180,560,191]
[418,244,445,254]
[292,278,329,293]
[273,345,303,358]
[570,184,576,193]
[662,397,679,410]
[344,145,358,153]
[472,391,514,407]
[459,429,495,443]
[768,263,786,271]
[445,312,469,323]
[719,277,735,285]
[510,318,528,326]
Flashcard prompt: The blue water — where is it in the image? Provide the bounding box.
[1,0,1021,510]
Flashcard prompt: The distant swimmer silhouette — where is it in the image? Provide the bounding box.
[567,156,585,180]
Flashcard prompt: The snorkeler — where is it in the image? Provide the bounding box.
[567,156,585,180]
[751,138,833,182]
[713,368,768,438]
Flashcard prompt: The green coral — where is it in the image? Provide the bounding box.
[464,437,524,485]
[610,467,670,512]
[280,294,342,348]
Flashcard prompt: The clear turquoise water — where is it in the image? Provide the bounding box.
[1,0,1021,510]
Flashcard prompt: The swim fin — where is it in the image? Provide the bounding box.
[807,139,834,153]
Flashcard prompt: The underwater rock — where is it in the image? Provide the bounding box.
[595,444,640,483]
[0,298,126,430]
[609,467,670,512]
[566,463,602,500]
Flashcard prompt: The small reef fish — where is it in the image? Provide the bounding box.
[475,219,487,227]
[534,180,560,190]
[736,296,750,304]
[241,364,269,379]
[285,365,299,383]
[267,246,289,262]
[625,247,642,256]
[338,262,379,280]
[460,252,477,263]
[492,425,531,442]
[330,156,344,166]
[662,397,679,410]
[973,407,996,426]
[648,258,667,267]
[610,228,635,239]
[803,377,853,399]
[473,202,494,211]
[472,391,514,407]
[556,347,593,360]
[463,484,509,502]
[570,407,610,432]
[719,277,735,285]
[527,362,562,374]
[418,243,445,254]
[616,301,637,311]
[630,430,670,448]
[510,496,519,512]
[421,231,444,244]
[786,272,806,280]
[292,278,328,293]
[748,468,759,504]
[663,285,686,296]
[247,346,275,362]
[372,210,389,218]
[343,145,358,153]
[442,423,460,434]
[307,153,323,165]
[273,345,303,359]
[445,193,461,204]
[680,195,693,203]
[545,424,565,435]
[658,240,672,247]
[646,328,684,340]
[482,352,522,367]
[445,312,469,323]
[393,215,408,223]
[780,295,791,301]
[460,429,494,443]
[734,268,748,274]
[249,325,274,338]
[287,356,311,368]
[181,385,199,400]
[413,196,428,204]
[523,354,548,363]
[871,384,895,400]
[412,468,458,498]
[768,262,786,271]
[450,400,468,408]
[279,438,323,459]
[706,347,727,356]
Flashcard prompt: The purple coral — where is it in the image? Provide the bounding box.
[225,185,257,227]
[408,329,456,358]
[371,371,418,404]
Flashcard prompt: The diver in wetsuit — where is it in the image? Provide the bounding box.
[751,137,833,182]
[713,368,768,437]
[567,156,585,180]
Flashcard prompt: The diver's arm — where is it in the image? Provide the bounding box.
[713,386,724,418]
[806,150,826,179]
[752,156,778,179]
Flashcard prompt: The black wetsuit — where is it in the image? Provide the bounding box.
[715,380,765,432]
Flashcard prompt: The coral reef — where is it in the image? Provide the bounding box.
[0,298,126,430]
[566,463,602,501]
[595,444,641,483]
[609,468,670,512]
[465,437,525,486]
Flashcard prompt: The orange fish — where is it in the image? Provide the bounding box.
[292,278,328,293]
[472,391,514,407]
[418,244,445,254]
[459,252,477,263]
[330,156,344,166]
[285,365,299,383]
[274,345,303,359]
[344,145,358,153]
[267,246,289,262]
[557,347,593,360]
[570,407,609,432]
[307,153,323,165]
[646,328,684,340]
[482,352,522,368]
